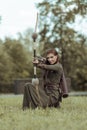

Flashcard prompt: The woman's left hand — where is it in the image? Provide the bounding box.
[32,58,39,64]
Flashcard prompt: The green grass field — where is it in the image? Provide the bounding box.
[0,95,87,130]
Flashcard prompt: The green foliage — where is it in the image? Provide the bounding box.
[0,35,34,86]
[3,38,31,79]
[0,28,44,93]
[0,44,13,82]
[37,0,87,90]
[0,95,87,130]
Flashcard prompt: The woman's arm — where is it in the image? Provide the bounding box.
[33,57,63,71]
[36,63,63,71]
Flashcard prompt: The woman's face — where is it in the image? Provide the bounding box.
[46,53,58,64]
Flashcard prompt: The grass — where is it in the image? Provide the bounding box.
[0,95,87,130]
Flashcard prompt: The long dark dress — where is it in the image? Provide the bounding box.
[22,62,63,109]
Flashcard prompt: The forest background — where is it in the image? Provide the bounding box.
[0,0,87,93]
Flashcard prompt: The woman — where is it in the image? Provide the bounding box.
[22,49,64,110]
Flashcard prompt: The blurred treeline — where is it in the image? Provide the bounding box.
[0,29,44,92]
[0,0,87,92]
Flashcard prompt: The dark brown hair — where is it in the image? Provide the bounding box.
[46,48,58,56]
[45,48,59,64]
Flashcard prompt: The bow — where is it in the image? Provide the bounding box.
[32,13,42,106]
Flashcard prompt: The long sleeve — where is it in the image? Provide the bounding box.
[36,63,63,72]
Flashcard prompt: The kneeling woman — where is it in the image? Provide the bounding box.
[22,49,63,110]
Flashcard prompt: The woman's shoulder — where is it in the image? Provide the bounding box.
[57,62,63,68]
[55,62,63,72]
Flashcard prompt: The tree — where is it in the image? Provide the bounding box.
[3,37,32,80]
[37,0,87,90]
[0,42,13,82]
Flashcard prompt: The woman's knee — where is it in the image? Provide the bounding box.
[24,82,33,89]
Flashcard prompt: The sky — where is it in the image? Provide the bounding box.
[0,0,87,40]
[0,0,41,39]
